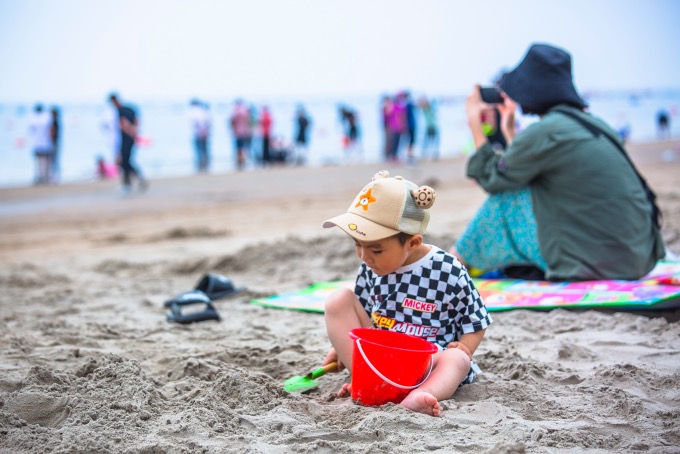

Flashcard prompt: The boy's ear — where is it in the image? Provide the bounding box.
[408,234,424,248]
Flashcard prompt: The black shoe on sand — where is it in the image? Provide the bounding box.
[195,274,245,300]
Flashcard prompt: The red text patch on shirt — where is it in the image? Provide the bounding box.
[393,322,440,338]
[402,298,436,313]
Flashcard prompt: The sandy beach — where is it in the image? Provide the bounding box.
[1,140,679,453]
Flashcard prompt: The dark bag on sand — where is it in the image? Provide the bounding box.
[555,109,663,229]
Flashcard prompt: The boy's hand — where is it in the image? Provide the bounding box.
[451,330,486,359]
[323,348,345,371]
[447,341,472,359]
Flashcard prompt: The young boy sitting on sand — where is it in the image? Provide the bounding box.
[322,170,493,416]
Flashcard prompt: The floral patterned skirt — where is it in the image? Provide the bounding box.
[455,187,546,272]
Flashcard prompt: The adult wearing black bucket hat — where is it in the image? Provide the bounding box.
[499,43,587,115]
[451,43,664,282]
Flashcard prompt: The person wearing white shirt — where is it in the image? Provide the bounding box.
[189,99,211,172]
[29,104,53,184]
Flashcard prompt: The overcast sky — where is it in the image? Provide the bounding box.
[1,0,679,103]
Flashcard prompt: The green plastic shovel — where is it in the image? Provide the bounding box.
[283,362,338,393]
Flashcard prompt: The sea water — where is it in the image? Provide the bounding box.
[1,90,678,188]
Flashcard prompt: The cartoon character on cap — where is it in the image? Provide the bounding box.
[323,170,436,241]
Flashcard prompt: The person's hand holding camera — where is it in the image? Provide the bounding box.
[466,84,491,148]
[496,96,517,145]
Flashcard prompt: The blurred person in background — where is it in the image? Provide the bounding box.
[189,99,211,173]
[101,99,121,166]
[96,155,118,180]
[384,95,405,162]
[229,100,252,170]
[293,105,311,165]
[380,95,392,160]
[339,105,361,163]
[259,106,273,166]
[616,115,632,145]
[28,103,53,185]
[656,109,671,140]
[109,93,147,195]
[403,91,417,164]
[98,104,120,180]
[49,106,61,182]
[419,97,439,160]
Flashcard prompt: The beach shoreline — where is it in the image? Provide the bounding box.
[1,140,679,453]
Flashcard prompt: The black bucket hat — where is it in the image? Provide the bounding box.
[499,43,587,115]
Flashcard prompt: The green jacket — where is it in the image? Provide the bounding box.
[467,104,664,281]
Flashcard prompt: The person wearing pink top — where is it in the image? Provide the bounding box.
[229,100,253,170]
[259,106,273,165]
[386,95,406,162]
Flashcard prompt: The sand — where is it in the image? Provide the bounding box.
[1,140,679,453]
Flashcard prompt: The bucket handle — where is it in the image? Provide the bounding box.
[355,338,434,390]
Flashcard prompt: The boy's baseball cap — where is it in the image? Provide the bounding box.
[323,171,435,242]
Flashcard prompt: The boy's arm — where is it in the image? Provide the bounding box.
[448,330,486,359]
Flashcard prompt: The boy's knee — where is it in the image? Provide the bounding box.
[443,347,471,371]
[324,288,356,315]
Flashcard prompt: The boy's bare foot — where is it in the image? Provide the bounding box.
[399,390,441,416]
[337,383,352,397]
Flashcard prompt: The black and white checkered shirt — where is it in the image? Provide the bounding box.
[355,245,492,350]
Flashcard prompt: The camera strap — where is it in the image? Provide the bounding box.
[553,108,662,229]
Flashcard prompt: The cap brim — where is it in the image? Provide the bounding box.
[323,212,400,242]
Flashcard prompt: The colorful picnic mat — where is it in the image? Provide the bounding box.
[250,260,680,313]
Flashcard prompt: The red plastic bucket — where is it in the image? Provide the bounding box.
[349,328,438,406]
